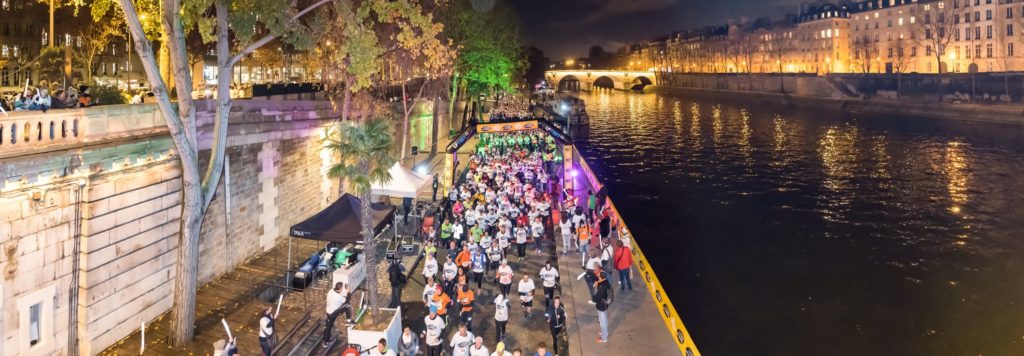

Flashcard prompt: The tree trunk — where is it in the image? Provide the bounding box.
[360,191,379,314]
[400,81,409,162]
[431,98,439,155]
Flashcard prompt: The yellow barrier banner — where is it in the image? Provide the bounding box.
[574,149,702,356]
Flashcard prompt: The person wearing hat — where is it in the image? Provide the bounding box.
[430,284,451,324]
[490,342,512,356]
[422,304,446,356]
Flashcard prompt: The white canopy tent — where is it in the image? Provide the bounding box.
[371,162,431,198]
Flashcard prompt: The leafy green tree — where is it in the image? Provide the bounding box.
[440,0,524,117]
[324,118,395,315]
[33,47,65,85]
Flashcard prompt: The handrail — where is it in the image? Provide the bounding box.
[572,146,702,356]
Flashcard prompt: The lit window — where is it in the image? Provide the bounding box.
[1,45,7,57]
[899,17,904,26]
[911,16,916,24]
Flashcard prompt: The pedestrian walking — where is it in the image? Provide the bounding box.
[471,247,487,289]
[397,326,419,356]
[614,240,634,291]
[323,282,353,347]
[593,267,611,343]
[433,175,439,202]
[545,297,567,356]
[388,260,406,308]
[258,306,276,355]
[559,214,573,255]
[599,238,614,285]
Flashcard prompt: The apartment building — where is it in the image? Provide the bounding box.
[634,0,1024,74]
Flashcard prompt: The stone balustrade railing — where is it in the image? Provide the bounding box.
[0,100,345,159]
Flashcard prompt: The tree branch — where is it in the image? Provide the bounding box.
[227,0,332,67]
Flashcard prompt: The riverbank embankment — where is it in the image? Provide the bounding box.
[648,84,1024,126]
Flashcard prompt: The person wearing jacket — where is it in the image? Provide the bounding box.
[397,326,419,356]
[545,296,567,355]
[593,267,611,343]
[613,240,633,291]
[388,260,406,308]
[258,306,275,355]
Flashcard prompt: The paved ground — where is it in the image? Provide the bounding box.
[100,239,323,355]
[558,176,682,356]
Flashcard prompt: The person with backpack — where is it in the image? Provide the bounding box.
[258,306,276,355]
[614,240,633,291]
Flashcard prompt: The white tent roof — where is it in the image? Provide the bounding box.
[371,162,431,198]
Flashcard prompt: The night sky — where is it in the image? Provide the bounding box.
[509,0,808,60]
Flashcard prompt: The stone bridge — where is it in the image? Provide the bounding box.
[545,70,657,91]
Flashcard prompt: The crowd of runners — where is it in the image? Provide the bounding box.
[386,130,636,356]
[288,129,639,356]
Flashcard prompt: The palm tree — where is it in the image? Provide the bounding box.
[324,118,396,315]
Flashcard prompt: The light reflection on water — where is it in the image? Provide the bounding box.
[572,91,1024,356]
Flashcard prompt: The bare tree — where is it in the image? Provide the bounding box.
[892,36,914,95]
[851,36,876,74]
[767,27,794,92]
[912,1,957,101]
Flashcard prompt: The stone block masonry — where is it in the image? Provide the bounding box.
[0,100,343,355]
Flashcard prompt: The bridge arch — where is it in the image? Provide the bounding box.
[558,75,581,91]
[593,76,615,89]
[546,70,657,92]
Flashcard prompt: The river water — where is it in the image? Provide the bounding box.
[570,90,1024,355]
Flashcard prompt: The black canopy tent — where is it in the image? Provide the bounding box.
[289,193,397,242]
[284,194,396,288]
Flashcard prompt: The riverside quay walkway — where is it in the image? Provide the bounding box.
[397,118,699,355]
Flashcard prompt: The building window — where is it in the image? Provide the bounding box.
[975,11,980,21]
[912,46,918,56]
[987,25,992,38]
[1008,8,1014,19]
[987,43,992,57]
[976,44,982,57]
[888,47,894,57]
[1009,24,1015,36]
[976,26,981,38]
[1009,42,1015,56]
[888,19,893,27]
[927,45,934,55]
[986,10,992,20]
[911,16,916,24]
[966,27,971,40]
[17,285,56,354]
[899,17,904,26]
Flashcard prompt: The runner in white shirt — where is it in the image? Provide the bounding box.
[496,259,514,296]
[467,336,489,356]
[421,306,446,356]
[423,279,437,306]
[422,253,438,284]
[493,293,510,341]
[538,261,560,308]
[449,324,475,356]
[518,274,536,319]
